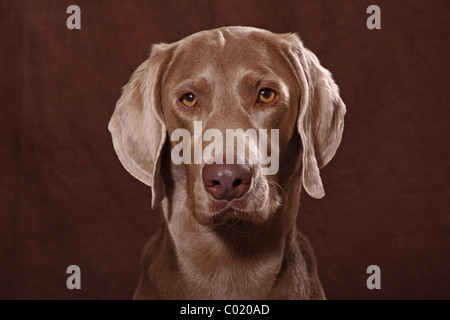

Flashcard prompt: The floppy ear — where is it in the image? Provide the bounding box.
[108,44,172,209]
[285,34,346,199]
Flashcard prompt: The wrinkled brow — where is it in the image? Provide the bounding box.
[172,73,214,98]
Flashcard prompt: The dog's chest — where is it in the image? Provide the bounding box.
[179,251,282,299]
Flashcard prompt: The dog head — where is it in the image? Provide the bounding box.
[109,27,345,227]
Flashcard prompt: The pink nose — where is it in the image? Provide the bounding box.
[202,164,252,201]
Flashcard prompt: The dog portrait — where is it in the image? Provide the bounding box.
[2,1,448,308]
[109,26,345,299]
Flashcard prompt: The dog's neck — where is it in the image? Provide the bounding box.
[165,216,286,298]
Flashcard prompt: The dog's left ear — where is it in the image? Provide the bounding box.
[108,43,173,209]
[283,34,346,199]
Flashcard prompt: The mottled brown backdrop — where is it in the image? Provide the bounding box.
[1,0,448,299]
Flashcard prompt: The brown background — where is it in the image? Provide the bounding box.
[1,0,449,299]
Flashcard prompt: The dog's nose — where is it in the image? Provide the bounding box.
[202,164,252,201]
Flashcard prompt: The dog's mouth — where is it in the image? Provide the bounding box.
[212,207,259,225]
[196,197,271,226]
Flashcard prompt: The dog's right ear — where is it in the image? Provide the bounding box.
[108,43,173,209]
[282,33,346,199]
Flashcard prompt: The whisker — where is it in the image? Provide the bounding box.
[269,179,288,203]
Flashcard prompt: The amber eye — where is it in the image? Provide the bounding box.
[258,88,276,103]
[180,93,197,107]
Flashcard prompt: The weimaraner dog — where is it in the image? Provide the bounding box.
[109,26,345,299]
